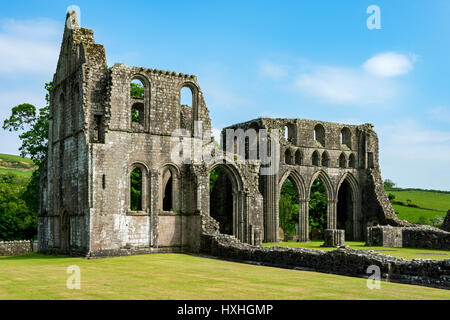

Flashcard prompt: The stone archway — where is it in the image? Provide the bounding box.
[209,163,244,239]
[336,173,360,240]
[307,170,335,237]
[278,169,307,242]
[337,179,354,240]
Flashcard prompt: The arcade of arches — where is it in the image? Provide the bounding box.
[276,171,360,243]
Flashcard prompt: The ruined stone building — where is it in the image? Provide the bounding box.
[38,12,405,257]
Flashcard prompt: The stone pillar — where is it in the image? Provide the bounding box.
[322,229,345,247]
[298,199,309,242]
[263,173,278,242]
[327,200,337,230]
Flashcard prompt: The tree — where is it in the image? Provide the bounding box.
[0,173,36,240]
[130,168,143,211]
[279,179,298,236]
[309,179,327,233]
[384,179,395,190]
[1,82,52,239]
[130,82,144,98]
[388,193,395,202]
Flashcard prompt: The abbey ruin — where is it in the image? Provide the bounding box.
[38,12,409,257]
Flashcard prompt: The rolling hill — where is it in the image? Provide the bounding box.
[0,153,36,178]
[387,189,450,226]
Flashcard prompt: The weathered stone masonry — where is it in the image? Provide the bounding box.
[39,12,406,257]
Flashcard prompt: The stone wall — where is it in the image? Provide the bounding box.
[200,233,450,289]
[367,225,450,250]
[0,241,36,256]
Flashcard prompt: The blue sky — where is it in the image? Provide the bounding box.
[0,0,449,190]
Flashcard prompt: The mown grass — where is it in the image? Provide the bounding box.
[0,253,449,300]
[263,241,449,261]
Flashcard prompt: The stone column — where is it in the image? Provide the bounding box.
[263,173,278,242]
[322,229,345,247]
[298,199,309,242]
[327,199,337,230]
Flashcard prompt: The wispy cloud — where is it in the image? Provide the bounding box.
[291,52,417,106]
[363,52,417,78]
[378,118,450,190]
[379,118,450,161]
[0,18,60,74]
[259,60,288,79]
[294,65,398,105]
[428,105,450,123]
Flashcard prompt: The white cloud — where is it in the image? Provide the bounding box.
[380,119,450,149]
[259,60,288,79]
[0,18,61,74]
[295,66,397,105]
[363,52,416,78]
[291,52,417,106]
[428,105,450,123]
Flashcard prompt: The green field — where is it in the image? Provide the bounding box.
[387,189,450,225]
[392,204,446,225]
[1,253,449,300]
[263,241,449,260]
[0,154,35,178]
[0,153,34,164]
[390,190,450,212]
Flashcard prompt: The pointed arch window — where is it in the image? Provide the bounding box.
[321,151,330,167]
[295,150,303,165]
[312,150,320,166]
[130,75,149,131]
[314,124,325,147]
[339,153,347,168]
[349,154,356,168]
[340,127,352,148]
[130,168,143,211]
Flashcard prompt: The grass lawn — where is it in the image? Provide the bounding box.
[263,241,450,261]
[0,253,449,300]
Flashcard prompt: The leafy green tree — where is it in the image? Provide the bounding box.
[279,179,298,236]
[131,108,140,123]
[388,193,395,203]
[309,179,327,233]
[1,82,52,239]
[130,168,143,211]
[384,179,395,190]
[209,167,221,193]
[0,174,36,240]
[130,82,144,98]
